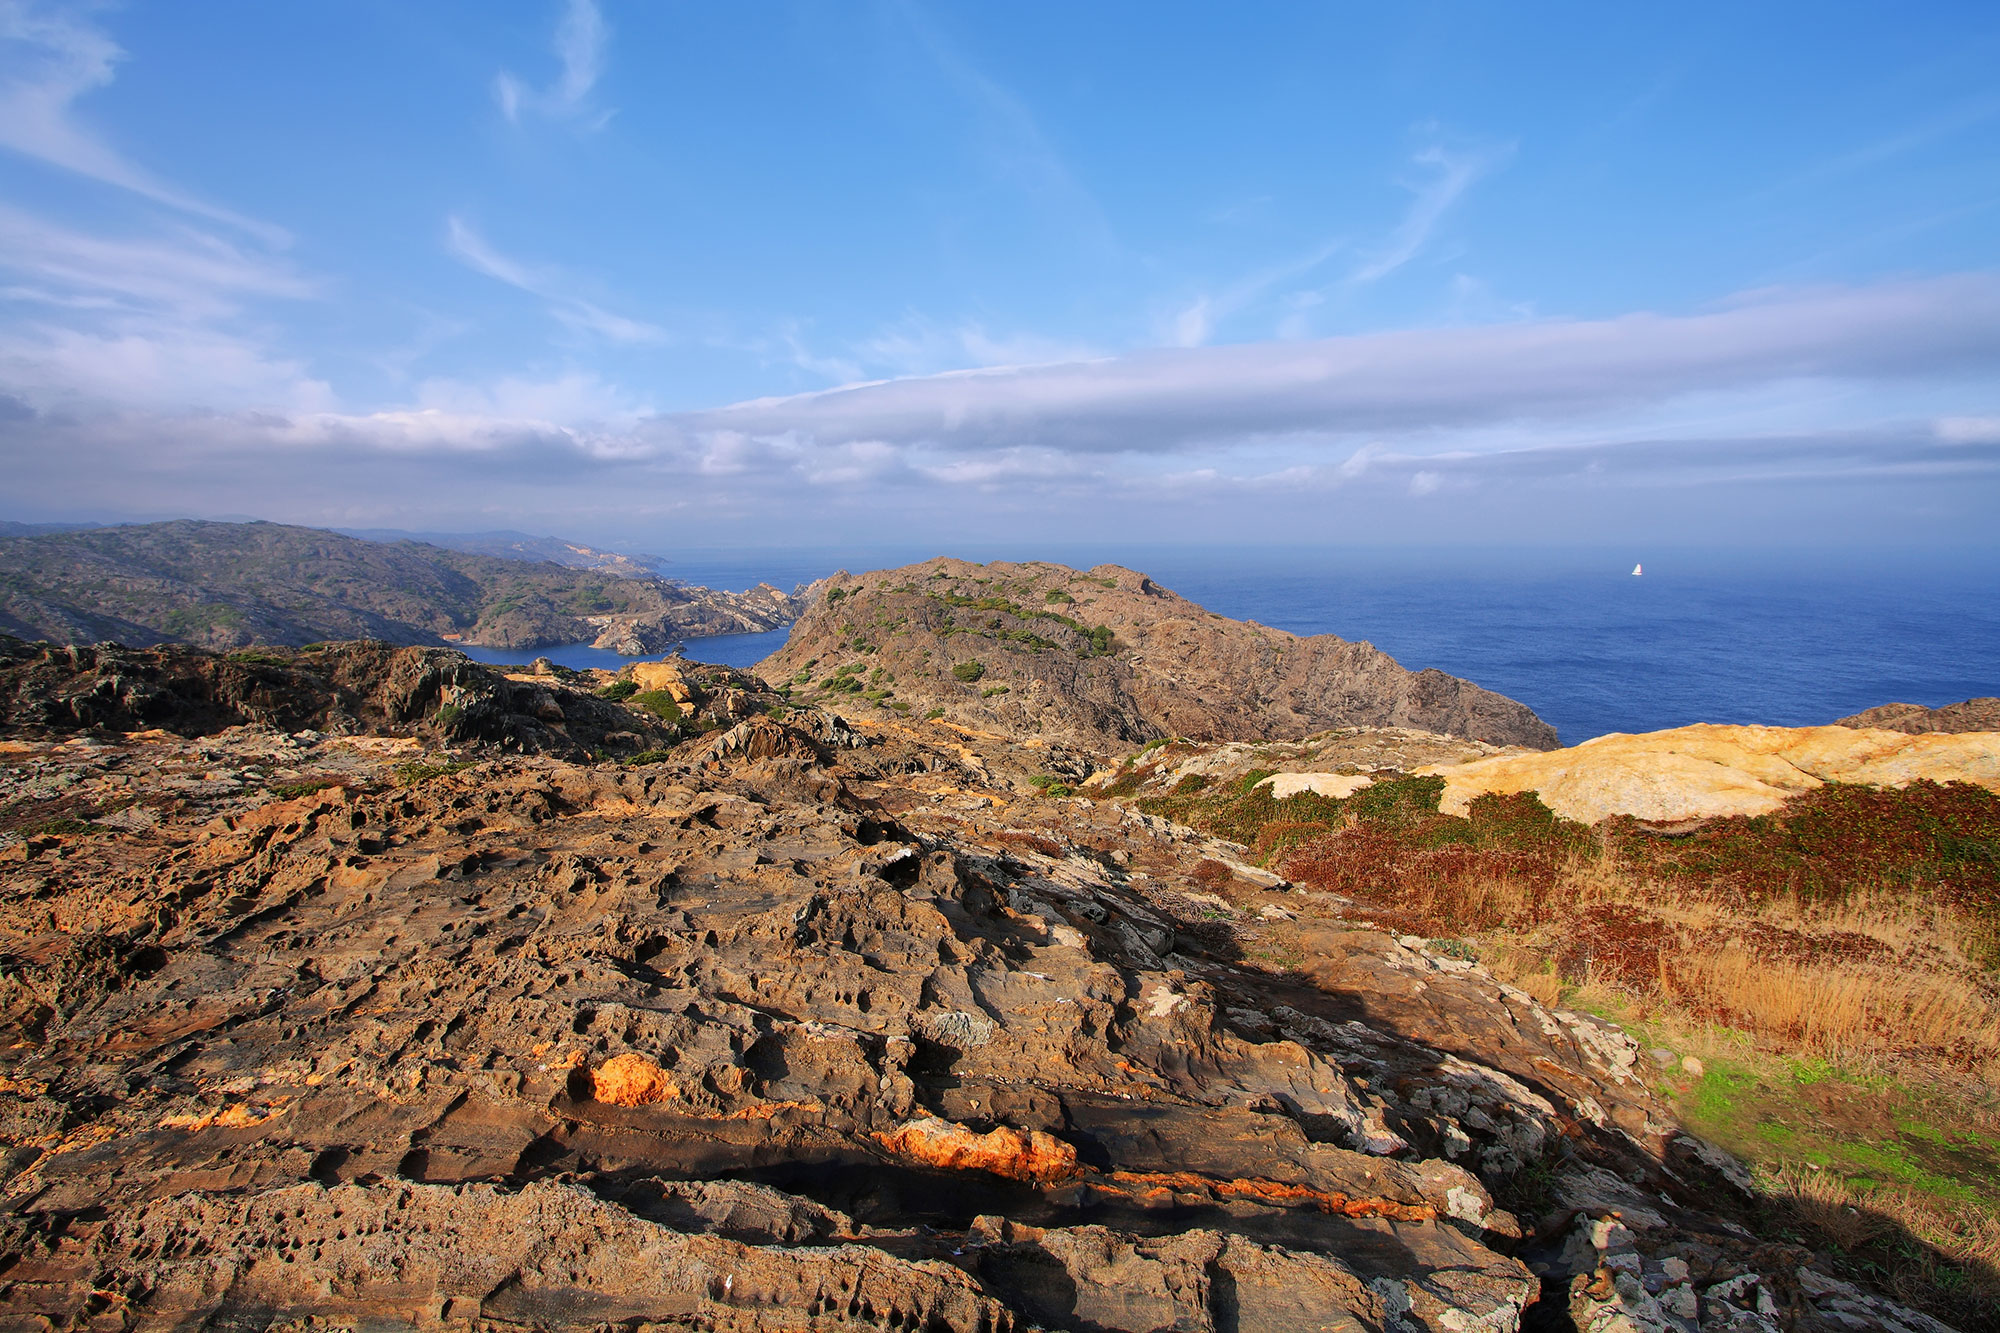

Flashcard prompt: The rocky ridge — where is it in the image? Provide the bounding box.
[1837,698,2000,736]
[0,638,1963,1332]
[758,558,1559,755]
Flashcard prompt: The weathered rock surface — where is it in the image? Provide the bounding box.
[1418,723,2000,824]
[760,559,1558,755]
[0,635,703,760]
[1837,697,2000,735]
[0,647,1961,1331]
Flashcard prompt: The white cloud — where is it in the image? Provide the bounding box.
[495,0,612,130]
[651,274,2000,456]
[1349,141,1507,285]
[445,216,663,344]
[1937,415,2000,443]
[1166,235,1347,347]
[0,1,287,245]
[0,206,322,411]
[0,205,312,318]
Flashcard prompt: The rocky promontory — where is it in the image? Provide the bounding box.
[759,558,1559,754]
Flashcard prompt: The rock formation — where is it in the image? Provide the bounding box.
[0,636,1962,1331]
[1416,722,2000,824]
[1837,697,2000,735]
[759,558,1558,754]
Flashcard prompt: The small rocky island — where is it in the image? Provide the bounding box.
[0,561,1994,1332]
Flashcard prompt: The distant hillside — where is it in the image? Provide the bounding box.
[0,520,795,653]
[759,557,1559,751]
[338,528,670,580]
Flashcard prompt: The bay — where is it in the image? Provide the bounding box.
[464,545,2000,747]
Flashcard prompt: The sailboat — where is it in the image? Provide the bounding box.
[1631,563,1643,576]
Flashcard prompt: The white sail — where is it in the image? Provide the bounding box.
[1631,563,1643,576]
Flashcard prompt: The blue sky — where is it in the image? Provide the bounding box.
[1,0,1997,548]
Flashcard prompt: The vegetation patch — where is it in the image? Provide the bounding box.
[628,690,684,723]
[595,680,638,701]
[1111,765,2000,1320]
[952,660,985,682]
[393,758,472,786]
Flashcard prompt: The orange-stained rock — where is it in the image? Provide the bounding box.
[589,1053,679,1107]
[1105,1170,1435,1221]
[628,661,696,703]
[875,1117,1079,1184]
[1420,722,2000,823]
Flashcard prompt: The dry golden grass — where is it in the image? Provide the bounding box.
[1415,853,2000,1073]
[1763,1161,2000,1317]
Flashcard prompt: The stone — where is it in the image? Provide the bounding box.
[1421,723,2000,823]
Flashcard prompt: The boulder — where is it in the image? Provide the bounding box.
[1422,723,2000,823]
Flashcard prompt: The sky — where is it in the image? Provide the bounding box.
[1,0,1998,550]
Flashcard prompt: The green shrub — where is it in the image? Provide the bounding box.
[826,587,846,601]
[924,707,945,719]
[22,817,99,837]
[596,680,638,701]
[629,690,684,722]
[1045,590,1075,604]
[981,685,1011,698]
[952,661,985,682]
[624,749,674,766]
[394,759,471,786]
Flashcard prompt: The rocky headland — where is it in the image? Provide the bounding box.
[1,623,1994,1331]
[0,520,795,655]
[758,558,1559,756]
[1837,698,2000,736]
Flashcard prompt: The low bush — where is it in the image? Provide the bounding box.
[628,690,683,722]
[595,680,638,701]
[952,660,985,682]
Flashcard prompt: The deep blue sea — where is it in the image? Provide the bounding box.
[465,546,2000,748]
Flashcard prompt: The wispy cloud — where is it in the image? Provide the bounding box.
[1348,141,1508,285]
[494,0,612,130]
[895,3,1118,258]
[0,204,323,410]
[0,1,287,246]
[445,216,662,344]
[1167,235,1348,347]
[1760,93,2000,199]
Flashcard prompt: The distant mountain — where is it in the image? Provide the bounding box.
[0,521,100,538]
[338,528,672,580]
[0,520,795,653]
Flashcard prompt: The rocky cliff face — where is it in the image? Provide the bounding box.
[0,638,1950,1332]
[759,559,1558,755]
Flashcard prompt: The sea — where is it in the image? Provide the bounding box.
[457,545,2000,748]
